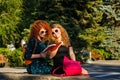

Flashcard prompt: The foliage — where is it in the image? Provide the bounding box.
[6,49,25,67]
[0,48,25,67]
[0,0,23,47]
[100,28,120,60]
[98,1,120,60]
[98,1,120,21]
[92,48,110,59]
[21,0,104,51]
[21,28,30,42]
[0,0,120,60]
[0,48,10,55]
[76,53,85,63]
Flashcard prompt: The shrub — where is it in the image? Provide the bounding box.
[0,48,10,56]
[7,49,25,67]
[92,48,111,60]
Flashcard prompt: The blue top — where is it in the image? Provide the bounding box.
[25,38,52,74]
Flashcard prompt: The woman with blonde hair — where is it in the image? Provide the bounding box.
[24,20,52,74]
[49,24,88,75]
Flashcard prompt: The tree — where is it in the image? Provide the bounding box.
[20,0,105,51]
[0,0,23,47]
[98,0,120,59]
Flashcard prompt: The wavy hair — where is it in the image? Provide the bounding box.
[51,24,70,47]
[28,20,52,42]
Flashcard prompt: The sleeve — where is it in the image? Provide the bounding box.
[24,38,36,59]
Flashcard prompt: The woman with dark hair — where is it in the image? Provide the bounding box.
[24,20,52,74]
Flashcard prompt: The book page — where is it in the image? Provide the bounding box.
[42,42,62,52]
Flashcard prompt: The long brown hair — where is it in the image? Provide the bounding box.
[28,20,52,42]
[51,24,71,47]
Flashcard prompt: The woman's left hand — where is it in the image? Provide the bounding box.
[40,52,46,58]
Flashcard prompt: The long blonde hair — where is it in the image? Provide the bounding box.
[51,24,71,47]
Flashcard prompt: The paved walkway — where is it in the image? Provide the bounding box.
[83,60,120,80]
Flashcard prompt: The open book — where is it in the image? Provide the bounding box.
[43,42,62,52]
[23,42,62,65]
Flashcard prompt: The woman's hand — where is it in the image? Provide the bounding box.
[40,52,46,58]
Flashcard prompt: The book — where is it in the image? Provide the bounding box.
[23,42,62,65]
[43,42,62,52]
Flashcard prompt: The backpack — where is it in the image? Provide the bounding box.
[23,45,32,65]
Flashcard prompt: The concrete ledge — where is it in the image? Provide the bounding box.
[0,73,91,80]
[90,60,120,66]
[0,68,91,80]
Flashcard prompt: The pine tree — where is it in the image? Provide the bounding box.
[99,0,120,59]
[21,0,104,51]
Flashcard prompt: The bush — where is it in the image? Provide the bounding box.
[0,48,25,67]
[92,48,111,60]
[0,48,10,56]
[7,49,25,67]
